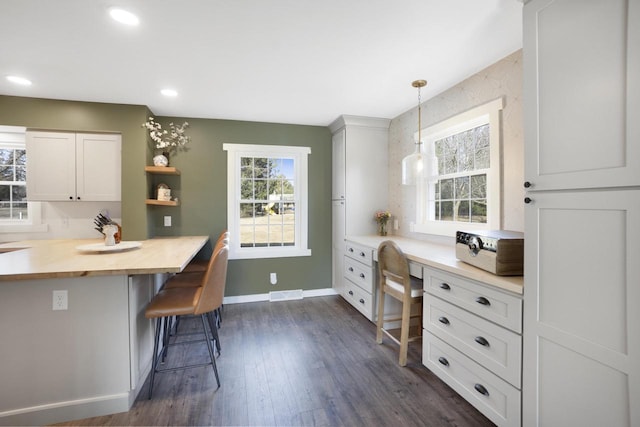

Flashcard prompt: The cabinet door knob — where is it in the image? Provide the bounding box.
[475,296,490,306]
[474,336,490,347]
[69,196,73,200]
[348,290,353,296]
[359,252,365,257]
[349,248,354,252]
[359,273,365,279]
[440,283,451,290]
[474,383,489,396]
[524,181,532,188]
[438,357,449,367]
[524,197,532,204]
[348,267,354,272]
[359,298,365,304]
[438,316,450,325]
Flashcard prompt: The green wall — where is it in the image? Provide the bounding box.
[0,95,333,296]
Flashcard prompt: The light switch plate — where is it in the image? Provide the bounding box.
[164,216,171,227]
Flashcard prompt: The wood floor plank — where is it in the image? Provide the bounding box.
[53,295,495,427]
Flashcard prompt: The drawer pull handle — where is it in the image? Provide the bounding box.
[439,283,451,290]
[474,384,489,396]
[524,197,532,204]
[474,336,490,347]
[359,273,365,279]
[348,267,354,272]
[348,290,354,296]
[438,357,449,367]
[438,316,450,325]
[475,296,491,306]
[349,248,354,252]
[524,181,532,188]
[359,298,365,304]
[359,252,365,257]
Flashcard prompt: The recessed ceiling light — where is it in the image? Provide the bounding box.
[161,89,178,97]
[6,75,32,86]
[109,8,139,26]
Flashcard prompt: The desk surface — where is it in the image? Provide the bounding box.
[346,235,523,295]
[0,236,209,281]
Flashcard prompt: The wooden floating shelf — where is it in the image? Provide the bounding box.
[145,199,179,206]
[145,166,181,175]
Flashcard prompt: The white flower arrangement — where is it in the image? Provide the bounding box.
[142,117,191,156]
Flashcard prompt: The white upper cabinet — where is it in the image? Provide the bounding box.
[332,128,346,200]
[523,0,640,191]
[27,131,121,201]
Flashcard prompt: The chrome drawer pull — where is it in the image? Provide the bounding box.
[475,296,491,306]
[438,316,450,325]
[359,273,365,279]
[474,383,489,396]
[348,267,354,272]
[474,336,490,347]
[348,290,354,296]
[438,357,449,367]
[359,298,365,304]
[439,283,451,290]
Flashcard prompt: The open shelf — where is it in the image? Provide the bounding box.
[145,199,179,207]
[145,166,181,175]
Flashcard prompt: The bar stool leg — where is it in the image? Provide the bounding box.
[206,311,221,354]
[201,314,221,388]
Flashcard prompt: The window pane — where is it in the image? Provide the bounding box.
[254,180,268,201]
[240,202,255,219]
[241,157,253,178]
[0,201,9,219]
[0,149,11,165]
[15,166,26,182]
[475,147,490,169]
[15,149,26,166]
[0,165,12,181]
[0,185,8,200]
[441,201,453,221]
[12,185,26,200]
[240,179,253,199]
[254,225,268,246]
[471,200,487,223]
[456,200,470,222]
[269,225,283,245]
[455,176,469,199]
[440,179,453,199]
[254,158,269,178]
[268,179,282,199]
[476,124,490,149]
[458,130,474,172]
[471,174,487,198]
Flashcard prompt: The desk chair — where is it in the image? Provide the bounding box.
[145,244,228,399]
[376,240,423,366]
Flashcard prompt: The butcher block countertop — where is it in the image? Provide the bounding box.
[346,235,523,295]
[0,236,209,281]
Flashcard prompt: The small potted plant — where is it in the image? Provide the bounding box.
[142,117,191,166]
[374,210,391,236]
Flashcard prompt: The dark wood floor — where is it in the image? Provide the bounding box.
[55,295,494,426]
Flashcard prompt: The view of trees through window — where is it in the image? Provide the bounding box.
[240,156,295,247]
[430,123,489,223]
[0,147,27,221]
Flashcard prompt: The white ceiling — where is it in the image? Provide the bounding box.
[0,0,523,126]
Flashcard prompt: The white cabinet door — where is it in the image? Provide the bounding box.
[26,131,121,201]
[332,128,345,200]
[26,131,77,201]
[522,189,640,427]
[76,133,121,201]
[523,0,640,191]
[332,200,345,291]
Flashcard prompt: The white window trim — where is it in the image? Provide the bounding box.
[0,125,47,234]
[412,97,503,236]
[223,143,311,260]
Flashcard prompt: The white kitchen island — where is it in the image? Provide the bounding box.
[0,236,208,426]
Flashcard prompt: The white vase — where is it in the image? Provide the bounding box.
[153,153,168,167]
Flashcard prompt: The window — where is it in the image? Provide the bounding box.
[0,126,44,233]
[224,143,311,259]
[414,98,503,236]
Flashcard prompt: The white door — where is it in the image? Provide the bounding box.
[522,189,640,426]
[26,131,77,201]
[523,0,640,191]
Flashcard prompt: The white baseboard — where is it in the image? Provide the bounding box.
[223,287,338,305]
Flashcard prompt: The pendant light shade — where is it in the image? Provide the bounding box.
[401,79,427,186]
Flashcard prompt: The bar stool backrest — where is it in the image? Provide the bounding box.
[378,240,411,292]
[194,244,228,315]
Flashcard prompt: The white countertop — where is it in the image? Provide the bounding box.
[345,234,523,295]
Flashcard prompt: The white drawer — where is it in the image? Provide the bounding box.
[344,256,374,293]
[424,267,522,333]
[342,279,373,320]
[425,295,522,388]
[423,332,521,427]
[345,241,373,266]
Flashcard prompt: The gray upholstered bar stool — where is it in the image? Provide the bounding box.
[144,245,228,399]
[376,240,423,366]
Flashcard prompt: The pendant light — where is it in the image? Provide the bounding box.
[401,79,427,185]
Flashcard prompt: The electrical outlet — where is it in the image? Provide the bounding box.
[164,216,171,227]
[394,219,399,230]
[270,272,277,285]
[53,290,68,310]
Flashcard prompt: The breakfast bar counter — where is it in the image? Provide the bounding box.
[0,236,209,426]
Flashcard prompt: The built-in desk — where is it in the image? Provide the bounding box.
[343,235,523,427]
[0,236,208,426]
